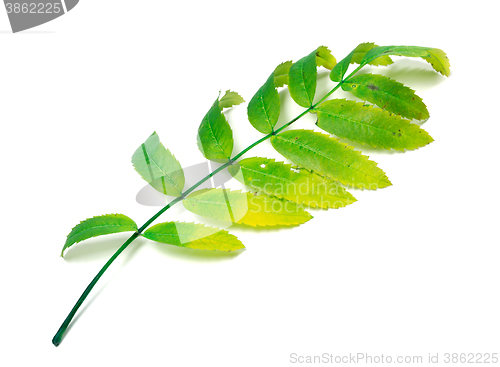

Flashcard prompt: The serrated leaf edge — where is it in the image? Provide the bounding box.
[143,221,245,252]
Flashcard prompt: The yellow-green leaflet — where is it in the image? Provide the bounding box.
[228,157,356,209]
[422,48,450,77]
[315,99,433,151]
[330,42,393,82]
[219,90,245,110]
[132,132,185,196]
[361,46,450,77]
[142,222,244,252]
[274,61,292,88]
[288,48,318,108]
[271,129,391,190]
[183,188,313,227]
[61,214,138,257]
[316,46,337,70]
[247,71,280,134]
[341,73,429,121]
[197,98,234,163]
[350,42,393,66]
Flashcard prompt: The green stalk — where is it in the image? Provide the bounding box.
[52,232,140,346]
[52,69,361,346]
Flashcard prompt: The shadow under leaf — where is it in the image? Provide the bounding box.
[151,241,244,263]
[64,233,139,263]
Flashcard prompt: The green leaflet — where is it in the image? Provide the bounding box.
[197,98,234,163]
[61,214,138,257]
[183,188,312,227]
[228,157,356,209]
[288,48,318,108]
[143,222,244,252]
[316,46,337,70]
[274,61,293,88]
[271,129,391,190]
[362,46,450,76]
[330,53,352,82]
[219,90,245,110]
[350,42,393,66]
[315,99,433,151]
[330,42,393,82]
[247,72,280,134]
[132,132,185,196]
[341,73,429,120]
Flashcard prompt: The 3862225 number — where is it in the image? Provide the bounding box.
[444,353,499,364]
[5,3,62,14]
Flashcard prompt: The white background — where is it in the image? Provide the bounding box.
[1,1,499,366]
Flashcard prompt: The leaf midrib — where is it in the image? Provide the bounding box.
[277,134,386,183]
[67,223,136,243]
[242,165,296,187]
[318,105,397,140]
[353,77,426,116]
[146,152,181,192]
[205,115,230,159]
[255,88,273,131]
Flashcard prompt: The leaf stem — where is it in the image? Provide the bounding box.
[52,67,364,346]
[52,232,140,346]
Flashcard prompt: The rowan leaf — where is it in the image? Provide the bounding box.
[219,90,245,110]
[315,99,433,151]
[271,129,391,190]
[247,72,280,134]
[228,157,356,209]
[330,42,393,82]
[197,98,234,163]
[143,221,244,252]
[341,73,429,120]
[274,61,293,88]
[183,188,313,227]
[350,42,393,66]
[288,48,318,107]
[316,46,337,70]
[362,46,450,76]
[132,132,185,196]
[61,214,138,257]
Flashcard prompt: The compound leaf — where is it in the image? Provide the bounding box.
[316,46,337,70]
[183,188,312,227]
[341,73,429,120]
[362,46,450,76]
[219,90,245,110]
[288,48,318,107]
[228,157,356,209]
[61,214,138,257]
[274,61,293,88]
[271,129,391,189]
[315,99,433,151]
[143,221,244,252]
[132,132,185,196]
[197,98,234,163]
[247,72,280,134]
